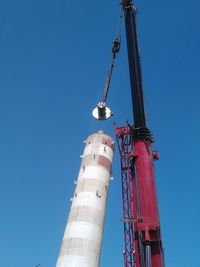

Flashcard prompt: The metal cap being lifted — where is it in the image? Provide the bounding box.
[92,101,113,120]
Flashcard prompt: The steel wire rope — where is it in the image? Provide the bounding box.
[101,10,124,103]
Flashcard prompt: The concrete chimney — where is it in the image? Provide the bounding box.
[56,130,114,267]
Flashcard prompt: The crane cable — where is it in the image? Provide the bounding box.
[101,11,124,103]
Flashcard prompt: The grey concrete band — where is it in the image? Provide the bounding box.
[58,237,101,258]
[75,178,108,194]
[68,205,105,227]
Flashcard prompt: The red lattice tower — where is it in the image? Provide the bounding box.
[115,124,135,267]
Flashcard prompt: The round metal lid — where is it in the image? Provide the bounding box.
[92,102,113,120]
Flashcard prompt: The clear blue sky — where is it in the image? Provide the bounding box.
[0,0,199,267]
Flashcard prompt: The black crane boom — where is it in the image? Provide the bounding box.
[122,0,146,128]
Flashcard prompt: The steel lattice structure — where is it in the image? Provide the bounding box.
[115,124,135,267]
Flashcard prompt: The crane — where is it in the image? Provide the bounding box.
[92,1,165,267]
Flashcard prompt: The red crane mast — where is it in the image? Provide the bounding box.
[92,1,165,267]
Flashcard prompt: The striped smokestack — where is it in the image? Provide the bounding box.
[56,130,114,267]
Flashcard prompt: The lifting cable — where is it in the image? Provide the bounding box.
[101,11,124,103]
[92,9,125,120]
